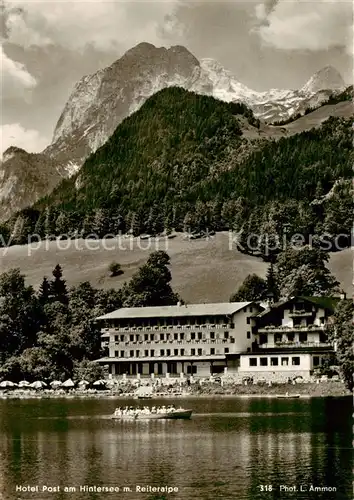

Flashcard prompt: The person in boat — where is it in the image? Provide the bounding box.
[151,406,157,413]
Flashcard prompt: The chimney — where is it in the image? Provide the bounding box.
[177,301,181,307]
[340,291,346,300]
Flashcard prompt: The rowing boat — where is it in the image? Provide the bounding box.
[111,409,192,420]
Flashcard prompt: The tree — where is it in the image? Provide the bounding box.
[49,264,68,304]
[275,246,339,297]
[265,263,280,302]
[0,269,40,363]
[326,299,354,391]
[38,276,50,305]
[92,208,110,238]
[56,211,70,235]
[122,251,181,307]
[108,262,123,277]
[73,359,105,384]
[230,274,267,302]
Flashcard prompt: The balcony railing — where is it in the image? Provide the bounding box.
[258,325,325,333]
[259,341,332,349]
[288,311,313,317]
[102,323,233,334]
[106,338,234,347]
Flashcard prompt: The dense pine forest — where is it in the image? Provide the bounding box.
[2,87,352,257]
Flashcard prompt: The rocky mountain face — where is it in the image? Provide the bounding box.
[0,147,77,223]
[47,44,347,165]
[0,43,347,222]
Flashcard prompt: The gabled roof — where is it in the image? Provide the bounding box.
[256,296,339,318]
[97,302,252,320]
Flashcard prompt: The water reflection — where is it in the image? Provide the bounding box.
[0,397,351,500]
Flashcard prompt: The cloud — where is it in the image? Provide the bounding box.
[3,0,178,52]
[1,45,37,99]
[253,0,353,55]
[0,123,49,156]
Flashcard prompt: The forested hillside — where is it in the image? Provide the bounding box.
[3,87,352,258]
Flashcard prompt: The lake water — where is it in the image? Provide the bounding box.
[0,397,351,500]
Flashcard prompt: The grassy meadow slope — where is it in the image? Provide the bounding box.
[0,233,350,303]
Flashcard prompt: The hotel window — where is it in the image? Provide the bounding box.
[249,358,257,367]
[115,351,119,357]
[198,348,202,356]
[144,350,149,357]
[120,335,124,342]
[281,357,289,366]
[210,332,215,340]
[287,333,295,342]
[270,357,278,366]
[210,348,215,355]
[150,350,155,357]
[160,349,165,356]
[174,349,178,356]
[130,335,134,341]
[191,332,196,340]
[224,348,229,354]
[198,332,203,340]
[150,334,154,341]
[299,333,308,342]
[160,333,165,341]
[130,350,134,357]
[120,351,125,358]
[260,358,268,366]
[224,331,229,339]
[313,356,319,366]
[166,349,171,356]
[191,349,196,355]
[247,317,250,324]
[292,357,300,366]
[136,351,140,357]
[180,333,185,340]
[114,335,119,342]
[144,334,148,341]
[174,333,178,340]
[247,331,251,339]
[181,349,185,356]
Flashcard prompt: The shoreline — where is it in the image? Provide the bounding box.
[0,381,350,400]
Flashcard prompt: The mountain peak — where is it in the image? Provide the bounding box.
[302,66,345,94]
[1,146,28,161]
[122,42,158,58]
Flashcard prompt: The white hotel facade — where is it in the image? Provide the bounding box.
[96,302,262,377]
[96,296,338,380]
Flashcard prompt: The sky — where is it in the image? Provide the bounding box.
[1,0,353,155]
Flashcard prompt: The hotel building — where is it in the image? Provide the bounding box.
[96,302,263,377]
[239,296,338,379]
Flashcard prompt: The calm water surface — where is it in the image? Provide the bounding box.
[0,397,351,500]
